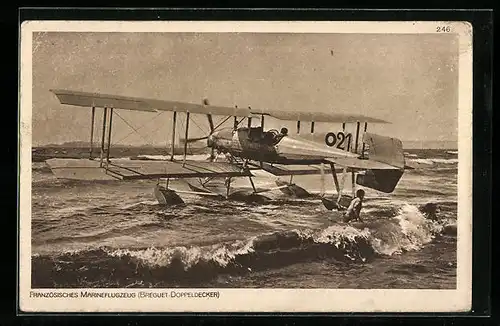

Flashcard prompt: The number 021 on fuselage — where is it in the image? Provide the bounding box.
[207,126,365,165]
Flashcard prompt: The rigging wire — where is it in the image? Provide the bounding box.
[109,110,207,159]
[112,111,169,156]
[113,111,164,145]
[189,116,208,136]
[213,116,233,131]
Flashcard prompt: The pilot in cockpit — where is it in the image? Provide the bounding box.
[248,126,288,145]
[248,127,263,141]
[261,127,289,145]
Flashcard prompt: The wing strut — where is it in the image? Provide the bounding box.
[89,106,95,159]
[106,108,114,163]
[206,115,214,132]
[343,122,352,152]
[99,107,108,167]
[296,121,301,134]
[183,112,190,166]
[170,111,177,161]
[354,121,361,154]
[361,122,368,158]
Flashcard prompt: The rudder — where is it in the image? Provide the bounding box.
[356,169,404,193]
[355,132,405,193]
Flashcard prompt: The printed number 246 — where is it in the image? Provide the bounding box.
[436,26,451,32]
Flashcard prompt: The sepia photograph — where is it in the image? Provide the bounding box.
[19,20,473,313]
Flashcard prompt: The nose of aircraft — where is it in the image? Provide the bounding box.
[207,129,233,148]
[207,134,215,147]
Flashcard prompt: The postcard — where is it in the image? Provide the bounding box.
[19,20,472,313]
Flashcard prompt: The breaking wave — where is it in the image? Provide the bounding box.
[404,152,419,158]
[409,158,458,165]
[370,204,445,255]
[31,204,455,288]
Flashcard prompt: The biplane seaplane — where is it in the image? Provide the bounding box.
[45,89,407,210]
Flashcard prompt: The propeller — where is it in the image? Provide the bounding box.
[182,136,209,144]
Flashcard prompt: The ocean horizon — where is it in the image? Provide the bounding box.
[33,139,458,150]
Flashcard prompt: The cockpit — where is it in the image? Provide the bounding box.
[247,126,288,146]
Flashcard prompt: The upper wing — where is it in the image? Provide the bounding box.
[51,89,390,123]
[251,108,390,124]
[50,89,251,117]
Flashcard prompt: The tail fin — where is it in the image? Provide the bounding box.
[362,132,405,169]
[355,132,405,193]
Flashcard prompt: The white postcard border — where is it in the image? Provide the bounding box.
[19,20,473,313]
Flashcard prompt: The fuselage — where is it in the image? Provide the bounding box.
[208,127,359,164]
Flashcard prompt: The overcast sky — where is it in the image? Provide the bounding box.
[31,32,458,147]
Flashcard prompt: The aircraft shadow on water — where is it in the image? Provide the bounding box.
[45,89,413,211]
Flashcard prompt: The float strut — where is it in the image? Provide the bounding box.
[225,177,231,198]
[249,176,257,193]
[330,163,341,204]
[351,172,356,198]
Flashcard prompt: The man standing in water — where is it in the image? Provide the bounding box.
[343,189,365,223]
